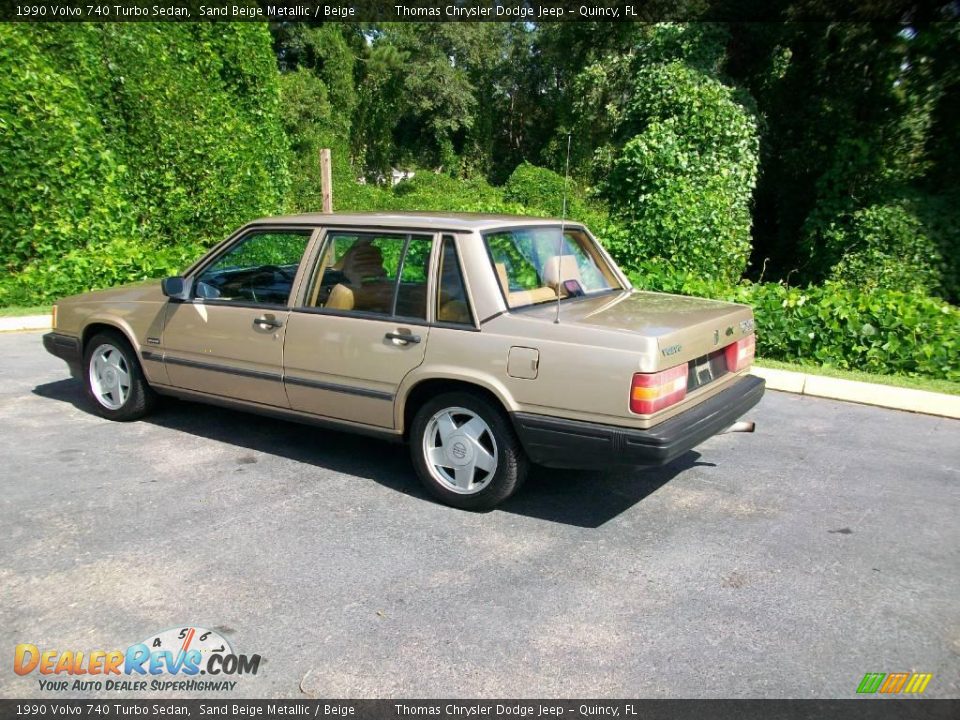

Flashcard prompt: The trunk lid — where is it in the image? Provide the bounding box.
[520,289,755,369]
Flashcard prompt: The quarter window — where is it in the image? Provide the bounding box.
[194,230,311,306]
[436,236,472,325]
[306,232,432,320]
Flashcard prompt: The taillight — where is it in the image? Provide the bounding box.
[630,364,687,415]
[51,304,57,330]
[725,333,756,372]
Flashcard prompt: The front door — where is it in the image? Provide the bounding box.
[282,230,434,428]
[162,228,313,407]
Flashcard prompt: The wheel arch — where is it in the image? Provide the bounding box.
[80,319,141,356]
[398,373,516,441]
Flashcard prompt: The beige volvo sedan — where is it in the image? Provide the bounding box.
[43,212,764,509]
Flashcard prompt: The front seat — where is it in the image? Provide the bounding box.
[326,283,355,310]
[335,241,386,286]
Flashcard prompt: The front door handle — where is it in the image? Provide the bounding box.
[254,314,283,329]
[385,331,421,345]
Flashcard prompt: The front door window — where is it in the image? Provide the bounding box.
[194,230,311,305]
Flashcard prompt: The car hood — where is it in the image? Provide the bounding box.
[60,280,165,305]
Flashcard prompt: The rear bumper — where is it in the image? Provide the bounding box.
[511,374,765,469]
[43,332,82,376]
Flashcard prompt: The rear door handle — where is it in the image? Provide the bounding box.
[254,314,283,329]
[385,331,421,345]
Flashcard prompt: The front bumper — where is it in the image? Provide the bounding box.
[43,332,82,376]
[511,374,765,469]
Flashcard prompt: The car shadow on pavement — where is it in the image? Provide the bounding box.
[34,379,709,528]
[34,377,87,408]
[501,452,713,528]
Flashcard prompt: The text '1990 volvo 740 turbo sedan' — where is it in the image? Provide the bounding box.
[43,213,764,509]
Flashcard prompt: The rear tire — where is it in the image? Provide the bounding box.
[83,331,157,421]
[410,391,528,510]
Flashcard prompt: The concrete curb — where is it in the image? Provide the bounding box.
[751,366,960,420]
[0,314,51,332]
[2,313,956,419]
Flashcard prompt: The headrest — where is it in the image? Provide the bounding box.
[542,255,583,289]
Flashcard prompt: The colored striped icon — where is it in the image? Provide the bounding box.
[903,673,934,694]
[857,672,933,694]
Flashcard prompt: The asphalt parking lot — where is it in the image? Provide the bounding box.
[1,330,958,699]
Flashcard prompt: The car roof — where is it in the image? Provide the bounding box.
[248,211,579,233]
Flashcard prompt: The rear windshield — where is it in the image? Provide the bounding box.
[483,227,623,309]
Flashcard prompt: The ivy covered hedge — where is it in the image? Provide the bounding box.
[740,283,959,381]
[600,58,759,286]
[0,24,288,305]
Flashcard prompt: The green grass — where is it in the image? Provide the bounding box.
[756,358,960,396]
[0,305,51,317]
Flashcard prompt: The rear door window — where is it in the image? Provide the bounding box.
[304,231,433,320]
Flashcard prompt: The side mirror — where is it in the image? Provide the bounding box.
[161,276,192,301]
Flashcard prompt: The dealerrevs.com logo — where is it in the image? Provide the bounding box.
[14,626,261,692]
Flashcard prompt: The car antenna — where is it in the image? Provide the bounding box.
[555,132,572,325]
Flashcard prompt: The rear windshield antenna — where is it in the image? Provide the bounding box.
[555,132,572,325]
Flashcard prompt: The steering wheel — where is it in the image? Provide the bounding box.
[257,264,295,281]
[245,265,294,304]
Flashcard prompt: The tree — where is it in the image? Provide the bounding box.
[726,18,959,298]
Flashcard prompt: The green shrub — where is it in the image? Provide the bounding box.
[604,62,759,284]
[100,24,289,249]
[911,191,960,303]
[0,26,135,272]
[503,162,569,216]
[280,66,358,214]
[816,191,960,303]
[626,260,733,300]
[502,162,608,230]
[305,164,529,217]
[816,201,944,297]
[627,268,959,381]
[386,171,527,215]
[740,282,959,381]
[0,239,192,308]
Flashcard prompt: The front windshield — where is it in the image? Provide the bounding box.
[484,227,623,309]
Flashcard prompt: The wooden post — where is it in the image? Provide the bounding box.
[320,148,333,213]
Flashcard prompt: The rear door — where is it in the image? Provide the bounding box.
[162,227,314,407]
[282,229,435,429]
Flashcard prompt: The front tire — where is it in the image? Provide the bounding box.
[410,391,528,510]
[83,331,157,421]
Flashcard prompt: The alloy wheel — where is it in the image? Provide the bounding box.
[422,406,499,495]
[88,343,131,410]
